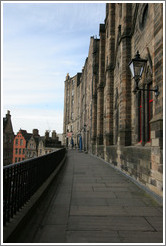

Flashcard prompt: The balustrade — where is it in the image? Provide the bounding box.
[3,148,66,226]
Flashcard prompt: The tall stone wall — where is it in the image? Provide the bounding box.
[63,3,163,197]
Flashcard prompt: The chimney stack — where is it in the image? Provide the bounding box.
[33,129,39,136]
[52,130,56,139]
[45,130,49,140]
[6,110,11,119]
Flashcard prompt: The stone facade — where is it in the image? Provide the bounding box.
[26,129,40,159]
[63,3,163,197]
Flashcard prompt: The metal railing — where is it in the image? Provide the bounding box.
[3,148,66,226]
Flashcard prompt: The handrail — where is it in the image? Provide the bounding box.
[3,148,66,226]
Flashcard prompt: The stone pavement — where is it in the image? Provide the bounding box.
[13,150,163,243]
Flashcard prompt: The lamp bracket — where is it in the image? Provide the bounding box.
[136,86,159,97]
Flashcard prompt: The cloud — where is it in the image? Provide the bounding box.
[2,2,106,135]
[4,107,64,135]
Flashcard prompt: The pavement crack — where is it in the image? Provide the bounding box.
[143,216,157,232]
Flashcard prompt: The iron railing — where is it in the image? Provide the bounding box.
[3,148,66,226]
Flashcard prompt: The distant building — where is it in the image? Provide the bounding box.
[13,128,62,162]
[26,129,40,159]
[13,129,32,163]
[38,130,62,156]
[3,110,14,166]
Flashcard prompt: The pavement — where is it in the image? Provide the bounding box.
[12,149,163,244]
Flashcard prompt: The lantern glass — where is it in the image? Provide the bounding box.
[129,62,135,78]
[133,60,145,78]
[129,51,147,80]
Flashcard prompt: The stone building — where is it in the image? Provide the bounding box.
[3,110,14,165]
[63,3,163,197]
[26,129,40,159]
[38,130,62,156]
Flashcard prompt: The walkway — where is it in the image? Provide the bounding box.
[12,150,163,243]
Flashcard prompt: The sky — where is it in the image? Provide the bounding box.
[2,1,106,136]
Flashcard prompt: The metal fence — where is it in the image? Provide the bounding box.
[3,148,66,226]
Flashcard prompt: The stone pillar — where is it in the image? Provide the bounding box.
[91,94,97,144]
[63,74,70,145]
[104,4,115,146]
[119,3,132,146]
[97,86,104,145]
[149,3,163,196]
[97,24,105,145]
[91,39,99,145]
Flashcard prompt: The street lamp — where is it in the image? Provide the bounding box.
[128,51,159,96]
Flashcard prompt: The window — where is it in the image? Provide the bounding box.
[20,139,23,146]
[137,84,153,144]
[16,139,18,145]
[15,158,17,163]
[148,84,153,142]
[23,149,25,154]
[139,4,149,30]
[142,4,148,28]
[19,149,21,154]
[15,148,18,154]
[18,158,21,162]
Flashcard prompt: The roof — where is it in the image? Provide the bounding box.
[18,130,32,142]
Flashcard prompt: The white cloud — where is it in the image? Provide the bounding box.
[2,2,105,135]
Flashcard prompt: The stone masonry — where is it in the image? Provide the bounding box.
[63,3,163,197]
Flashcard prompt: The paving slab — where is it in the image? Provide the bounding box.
[70,205,127,216]
[71,197,108,206]
[66,231,120,243]
[10,149,163,243]
[119,231,163,243]
[67,215,154,231]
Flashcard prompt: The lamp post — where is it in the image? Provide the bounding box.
[128,51,159,96]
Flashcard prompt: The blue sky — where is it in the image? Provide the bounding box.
[2,2,106,135]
